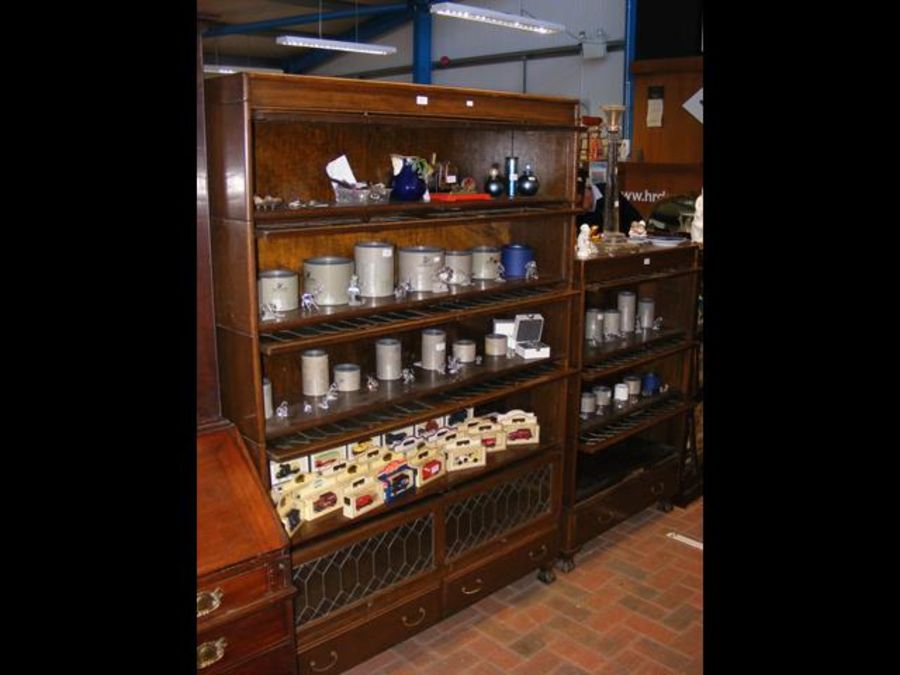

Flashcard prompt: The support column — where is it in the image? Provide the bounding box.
[412,0,432,84]
[623,0,638,141]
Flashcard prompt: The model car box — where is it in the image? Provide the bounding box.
[308,445,348,472]
[269,455,311,486]
[468,420,507,452]
[377,460,417,504]
[497,410,541,445]
[443,436,487,472]
[408,447,444,488]
[296,476,343,521]
[342,476,384,519]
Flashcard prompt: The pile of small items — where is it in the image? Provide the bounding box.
[269,408,540,536]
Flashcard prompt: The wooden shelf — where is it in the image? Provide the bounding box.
[289,442,560,548]
[582,331,694,381]
[267,360,569,461]
[260,285,576,355]
[258,277,567,335]
[578,393,690,455]
[583,266,701,292]
[255,199,576,236]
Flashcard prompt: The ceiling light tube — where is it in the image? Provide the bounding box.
[276,35,397,55]
[203,64,285,75]
[430,2,565,34]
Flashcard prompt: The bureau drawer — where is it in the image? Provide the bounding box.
[198,556,290,623]
[572,457,679,549]
[297,588,441,675]
[214,641,297,675]
[585,247,697,283]
[443,529,557,616]
[197,600,294,672]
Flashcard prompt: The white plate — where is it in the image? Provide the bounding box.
[648,237,686,247]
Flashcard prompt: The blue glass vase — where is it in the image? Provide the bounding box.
[391,159,426,202]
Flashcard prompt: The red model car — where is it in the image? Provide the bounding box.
[482,436,497,447]
[355,494,374,509]
[422,459,442,479]
[508,428,533,441]
[313,491,338,512]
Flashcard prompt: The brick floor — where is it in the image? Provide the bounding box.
[346,497,703,674]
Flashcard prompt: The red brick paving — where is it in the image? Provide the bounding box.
[348,498,702,674]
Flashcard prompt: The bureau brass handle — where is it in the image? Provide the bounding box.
[650,482,665,495]
[197,637,227,669]
[401,607,427,627]
[196,588,224,618]
[309,650,339,672]
[461,579,484,595]
[528,545,548,560]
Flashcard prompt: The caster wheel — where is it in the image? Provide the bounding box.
[657,498,674,513]
[537,568,557,584]
[556,556,576,574]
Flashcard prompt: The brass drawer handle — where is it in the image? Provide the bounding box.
[461,578,484,595]
[196,588,224,618]
[401,606,426,627]
[309,650,339,673]
[528,544,548,560]
[197,637,227,670]
[650,482,665,496]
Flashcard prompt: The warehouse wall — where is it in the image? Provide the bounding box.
[307,0,626,116]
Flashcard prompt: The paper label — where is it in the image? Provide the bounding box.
[644,258,651,265]
[466,100,474,107]
[435,343,445,351]
[446,175,457,183]
[382,249,393,257]
[416,95,428,105]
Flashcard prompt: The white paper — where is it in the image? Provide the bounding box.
[326,154,358,192]
[647,99,663,128]
[683,88,703,124]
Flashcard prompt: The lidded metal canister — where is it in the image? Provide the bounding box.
[303,256,353,306]
[354,241,394,298]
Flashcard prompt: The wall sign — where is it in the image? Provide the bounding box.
[647,85,664,128]
[683,87,703,124]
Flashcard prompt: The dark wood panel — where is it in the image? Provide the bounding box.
[215,327,265,443]
[197,559,291,628]
[577,244,698,284]
[211,217,258,334]
[206,98,253,221]
[218,641,297,675]
[198,33,221,427]
[197,425,287,578]
[197,600,294,673]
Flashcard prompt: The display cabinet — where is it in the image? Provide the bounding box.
[559,243,701,570]
[205,73,579,673]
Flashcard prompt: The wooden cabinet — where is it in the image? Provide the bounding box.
[204,73,579,673]
[559,244,701,569]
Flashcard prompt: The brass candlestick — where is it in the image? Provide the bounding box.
[601,105,626,244]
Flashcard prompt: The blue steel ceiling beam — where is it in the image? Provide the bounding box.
[203,3,409,38]
[284,9,413,73]
[412,0,432,84]
[623,0,638,140]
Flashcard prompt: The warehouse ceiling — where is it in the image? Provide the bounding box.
[199,0,410,72]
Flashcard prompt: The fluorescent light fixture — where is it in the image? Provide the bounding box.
[430,2,565,34]
[275,35,397,55]
[203,64,285,75]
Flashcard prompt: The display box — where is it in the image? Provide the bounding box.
[415,416,447,438]
[444,437,487,472]
[269,455,311,486]
[297,476,343,521]
[342,476,384,519]
[367,450,400,477]
[427,426,462,451]
[377,460,417,504]
[383,425,416,448]
[309,445,348,472]
[492,318,516,351]
[497,410,541,445]
[270,471,313,503]
[512,313,550,359]
[275,493,303,536]
[347,436,382,460]
[319,460,366,486]
[409,447,444,488]
[394,436,428,458]
[469,420,508,452]
[446,407,475,427]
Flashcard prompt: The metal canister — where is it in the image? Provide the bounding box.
[500,243,534,279]
[624,375,642,399]
[603,308,621,338]
[398,246,444,292]
[485,333,507,357]
[263,377,273,419]
[444,250,473,285]
[258,269,299,312]
[613,383,630,403]
[452,339,476,363]
[334,363,361,392]
[301,349,329,397]
[303,256,353,306]
[580,392,597,415]
[617,291,637,334]
[592,385,612,407]
[376,338,402,381]
[638,297,656,330]
[585,308,603,342]
[471,246,501,280]
[354,241,395,298]
[421,328,446,371]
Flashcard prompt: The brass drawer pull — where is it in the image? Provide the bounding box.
[461,579,484,595]
[196,588,224,618]
[309,650,339,672]
[650,482,665,496]
[401,606,427,627]
[528,544,548,560]
[197,637,227,670]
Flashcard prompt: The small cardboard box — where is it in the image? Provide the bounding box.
[427,427,462,452]
[297,476,343,521]
[319,461,366,486]
[270,471,313,503]
[468,420,508,452]
[512,313,550,359]
[269,455,310,486]
[497,410,541,445]
[309,446,348,472]
[383,425,416,448]
[377,461,417,504]
[446,407,475,427]
[444,437,487,472]
[394,436,428,458]
[415,416,447,438]
[409,447,444,488]
[347,436,382,460]
[342,476,384,519]
[367,450,400,477]
[275,493,303,536]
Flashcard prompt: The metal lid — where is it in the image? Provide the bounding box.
[305,256,352,265]
[454,339,475,345]
[618,291,636,297]
[422,328,446,336]
[334,363,360,371]
[445,250,472,257]
[471,245,500,252]
[259,268,297,279]
[355,241,392,248]
[604,308,620,315]
[485,333,506,340]
[400,245,442,253]
[502,243,532,250]
[376,338,401,346]
[302,349,327,357]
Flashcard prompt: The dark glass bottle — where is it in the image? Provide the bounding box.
[484,165,504,198]
[517,164,540,196]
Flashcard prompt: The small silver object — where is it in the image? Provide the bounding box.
[394,280,412,300]
[326,383,340,401]
[260,302,280,322]
[524,260,539,281]
[653,316,664,331]
[276,401,290,418]
[366,375,379,391]
[301,291,320,313]
[317,399,330,410]
[302,402,313,414]
[496,262,506,282]
[401,368,416,384]
[475,355,483,365]
[446,356,462,375]
[288,198,305,209]
[347,275,362,306]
